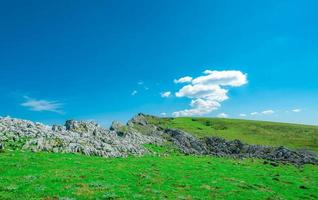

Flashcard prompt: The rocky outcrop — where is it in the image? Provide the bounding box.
[0,114,317,165]
[164,129,208,155]
[127,113,149,126]
[164,129,318,165]
[203,137,318,165]
[0,116,164,157]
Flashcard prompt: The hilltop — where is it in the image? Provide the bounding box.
[148,116,318,152]
[1,114,318,199]
[0,114,317,165]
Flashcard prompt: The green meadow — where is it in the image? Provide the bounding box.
[151,117,318,152]
[0,151,317,200]
[1,117,318,199]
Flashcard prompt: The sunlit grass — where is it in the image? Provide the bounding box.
[152,117,318,152]
[0,151,317,200]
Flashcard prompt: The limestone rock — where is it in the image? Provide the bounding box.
[0,114,317,165]
[0,115,164,158]
[127,113,149,126]
[164,129,318,165]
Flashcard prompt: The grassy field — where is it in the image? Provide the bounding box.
[1,117,318,199]
[149,117,318,152]
[0,151,317,200]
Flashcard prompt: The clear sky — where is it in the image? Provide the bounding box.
[1,0,317,126]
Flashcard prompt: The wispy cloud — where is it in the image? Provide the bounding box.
[161,91,171,98]
[217,113,228,118]
[239,113,247,117]
[160,112,167,116]
[261,110,275,115]
[21,96,64,114]
[137,81,150,91]
[172,70,248,117]
[250,110,274,116]
[131,90,138,96]
[292,108,301,113]
[174,76,193,84]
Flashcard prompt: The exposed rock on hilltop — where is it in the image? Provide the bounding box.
[165,129,318,165]
[0,113,317,165]
[0,115,164,157]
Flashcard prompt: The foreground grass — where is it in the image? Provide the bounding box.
[0,151,317,200]
[151,117,318,152]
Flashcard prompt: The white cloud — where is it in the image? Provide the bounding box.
[137,81,144,85]
[250,110,275,116]
[262,110,275,115]
[172,98,220,117]
[193,70,248,87]
[176,84,228,101]
[172,70,247,117]
[160,112,167,116]
[21,96,63,114]
[239,113,247,117]
[292,108,301,113]
[174,76,193,84]
[161,91,171,98]
[131,90,138,96]
[217,113,228,118]
[190,98,221,109]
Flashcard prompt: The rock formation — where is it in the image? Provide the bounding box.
[165,129,318,165]
[0,113,317,165]
[0,115,164,157]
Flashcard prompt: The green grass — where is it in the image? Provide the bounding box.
[150,117,318,152]
[1,117,317,199]
[143,143,182,156]
[0,151,317,200]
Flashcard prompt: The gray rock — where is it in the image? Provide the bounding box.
[0,114,317,165]
[164,129,318,165]
[127,113,149,126]
[52,125,64,132]
[164,129,208,155]
[110,121,127,136]
[0,115,164,158]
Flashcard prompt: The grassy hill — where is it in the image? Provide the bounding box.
[1,116,318,199]
[148,117,318,152]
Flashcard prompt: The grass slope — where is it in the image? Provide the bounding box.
[0,151,317,200]
[1,117,318,199]
[150,117,318,152]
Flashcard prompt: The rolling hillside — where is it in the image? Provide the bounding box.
[0,115,317,199]
[148,117,318,152]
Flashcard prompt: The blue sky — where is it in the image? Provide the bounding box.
[0,0,317,126]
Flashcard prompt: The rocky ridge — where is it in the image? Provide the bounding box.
[165,129,318,165]
[0,114,164,157]
[0,113,317,165]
